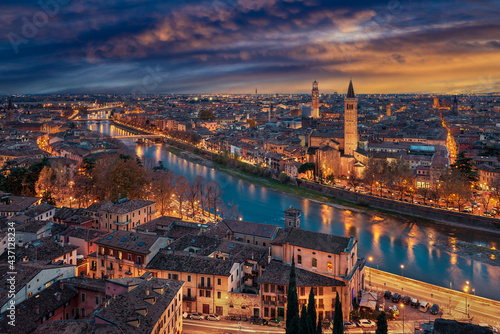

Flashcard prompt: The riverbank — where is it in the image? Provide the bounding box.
[159,141,500,239]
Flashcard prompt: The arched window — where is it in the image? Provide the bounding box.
[312,258,317,268]
[297,255,302,265]
[327,261,332,271]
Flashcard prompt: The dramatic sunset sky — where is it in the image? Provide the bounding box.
[1,0,499,94]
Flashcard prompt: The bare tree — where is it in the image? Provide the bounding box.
[205,181,223,219]
[186,176,204,217]
[174,175,189,219]
[149,169,176,216]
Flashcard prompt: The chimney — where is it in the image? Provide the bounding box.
[145,289,149,296]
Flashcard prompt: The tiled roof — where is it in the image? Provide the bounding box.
[32,320,95,334]
[0,283,79,334]
[0,237,78,263]
[95,230,160,254]
[271,228,352,255]
[0,195,40,213]
[147,252,233,276]
[62,276,106,293]
[17,219,51,233]
[95,278,183,334]
[61,226,108,241]
[24,203,55,218]
[54,207,88,221]
[259,260,346,287]
[0,261,75,312]
[89,199,155,215]
[215,219,280,239]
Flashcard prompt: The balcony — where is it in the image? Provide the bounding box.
[183,295,197,302]
[198,284,213,290]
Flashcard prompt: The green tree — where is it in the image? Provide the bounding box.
[332,291,343,334]
[376,311,388,334]
[451,151,478,183]
[109,158,148,201]
[307,288,317,333]
[298,162,316,180]
[316,313,323,334]
[286,256,300,334]
[300,304,313,334]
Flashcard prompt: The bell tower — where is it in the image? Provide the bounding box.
[344,80,358,156]
[312,80,319,118]
[284,206,301,229]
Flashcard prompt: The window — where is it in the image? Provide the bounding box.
[100,247,105,255]
[109,249,113,256]
[81,293,86,302]
[199,290,204,297]
[312,258,317,268]
[187,275,191,282]
[137,256,142,264]
[187,288,191,297]
[206,291,211,298]
[318,287,323,296]
[217,291,221,299]
[297,255,302,265]
[300,287,305,296]
[216,306,223,315]
[217,278,221,285]
[118,251,122,260]
[82,308,86,317]
[327,261,332,272]
[128,254,132,261]
[95,296,99,305]
[264,284,269,293]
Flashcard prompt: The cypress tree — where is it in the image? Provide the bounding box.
[317,313,323,334]
[286,256,300,334]
[307,287,317,333]
[300,304,313,334]
[332,291,344,334]
[376,311,388,334]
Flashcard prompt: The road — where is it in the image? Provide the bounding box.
[183,319,285,334]
[368,268,500,330]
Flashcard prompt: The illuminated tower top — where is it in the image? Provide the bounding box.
[312,80,319,118]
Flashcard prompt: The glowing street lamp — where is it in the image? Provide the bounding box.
[464,281,470,317]
[368,257,373,285]
[400,264,404,279]
[400,303,405,333]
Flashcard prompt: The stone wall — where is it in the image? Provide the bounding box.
[226,292,261,317]
[299,180,500,233]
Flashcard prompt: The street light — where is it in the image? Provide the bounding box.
[400,264,404,279]
[464,281,470,318]
[400,303,405,334]
[368,257,373,286]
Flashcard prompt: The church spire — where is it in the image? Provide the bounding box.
[346,80,355,98]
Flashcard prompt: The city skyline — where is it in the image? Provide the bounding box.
[1,0,499,95]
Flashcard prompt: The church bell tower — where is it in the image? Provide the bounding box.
[344,80,358,156]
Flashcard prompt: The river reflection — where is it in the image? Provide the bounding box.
[87,121,500,300]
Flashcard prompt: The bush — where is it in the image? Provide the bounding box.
[279,172,290,184]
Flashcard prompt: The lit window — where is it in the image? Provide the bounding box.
[327,261,332,271]
[297,255,302,265]
[312,258,317,268]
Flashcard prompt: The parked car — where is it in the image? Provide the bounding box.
[343,321,356,329]
[411,298,420,308]
[249,317,268,325]
[189,312,204,320]
[182,312,189,319]
[206,314,220,321]
[268,318,281,327]
[384,291,392,299]
[402,296,411,305]
[357,319,376,327]
[419,301,430,313]
[430,304,439,315]
[392,293,401,303]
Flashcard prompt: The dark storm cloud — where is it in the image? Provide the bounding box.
[0,0,499,94]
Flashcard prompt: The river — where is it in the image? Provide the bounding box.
[87,120,500,300]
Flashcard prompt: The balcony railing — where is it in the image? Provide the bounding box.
[198,284,213,290]
[183,295,197,302]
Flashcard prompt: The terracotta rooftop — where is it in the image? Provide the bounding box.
[147,252,234,276]
[95,230,161,254]
[24,203,55,218]
[0,236,78,263]
[213,219,281,239]
[272,228,352,255]
[87,199,155,215]
[61,226,108,241]
[95,278,183,334]
[54,207,88,221]
[258,260,346,287]
[32,320,95,334]
[0,195,40,213]
[0,283,79,334]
